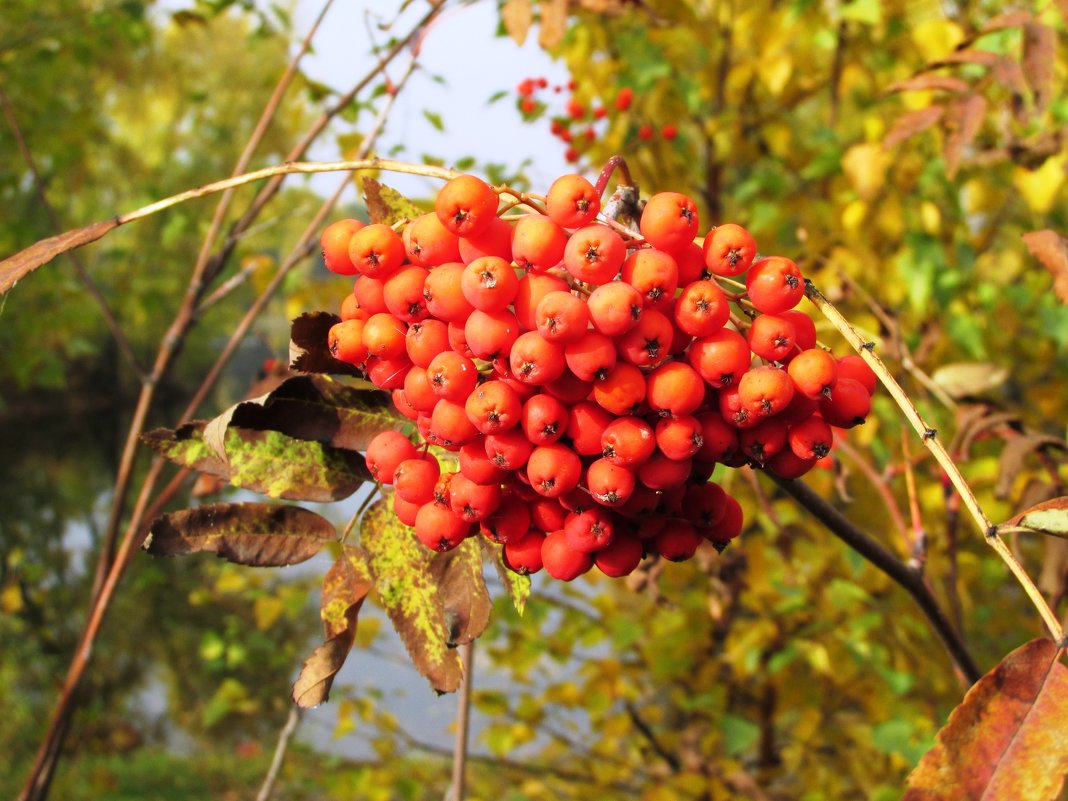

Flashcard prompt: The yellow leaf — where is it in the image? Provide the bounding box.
[0,583,23,614]
[911,18,965,62]
[842,143,889,201]
[1013,154,1066,214]
[921,201,941,234]
[757,53,793,96]
[502,0,533,46]
[841,199,868,233]
[253,595,285,630]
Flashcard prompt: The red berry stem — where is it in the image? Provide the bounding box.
[593,155,635,199]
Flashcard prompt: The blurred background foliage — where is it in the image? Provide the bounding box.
[2,0,1068,799]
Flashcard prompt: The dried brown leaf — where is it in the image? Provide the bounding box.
[997,435,1067,498]
[1022,230,1068,304]
[929,49,1002,69]
[430,539,492,646]
[361,177,423,226]
[292,634,353,708]
[981,10,1033,34]
[289,312,364,376]
[904,638,1068,801]
[502,0,533,45]
[887,75,971,94]
[944,94,987,177]
[1007,496,1068,539]
[538,0,569,49]
[1023,22,1055,111]
[144,502,336,566]
[0,219,118,295]
[885,106,944,149]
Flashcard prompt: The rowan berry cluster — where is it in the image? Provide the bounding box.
[319,172,876,581]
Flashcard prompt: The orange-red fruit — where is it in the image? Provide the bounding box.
[545,174,601,228]
[383,265,430,323]
[362,312,407,359]
[415,502,471,551]
[404,212,461,267]
[521,394,568,444]
[674,280,729,337]
[818,377,871,428]
[787,348,839,399]
[465,380,522,435]
[461,256,519,312]
[536,290,590,343]
[340,292,367,322]
[837,354,877,395]
[527,443,582,498]
[765,449,817,479]
[405,319,450,368]
[702,223,756,277]
[449,473,503,522]
[622,248,679,311]
[512,215,568,271]
[481,493,532,544]
[458,215,514,263]
[503,531,545,574]
[586,458,635,507]
[464,309,520,362]
[688,329,752,388]
[645,361,705,418]
[655,415,704,460]
[348,223,406,279]
[565,507,616,552]
[747,313,797,363]
[591,362,646,416]
[328,319,368,365]
[393,457,441,504]
[563,224,626,284]
[708,495,744,541]
[541,529,593,581]
[484,427,534,470]
[509,331,567,386]
[393,492,421,526]
[459,438,509,485]
[430,398,479,447]
[601,416,656,467]
[594,535,643,577]
[587,281,643,336]
[640,192,699,252]
[422,262,474,323]
[565,330,617,382]
[321,218,365,275]
[637,453,692,490]
[738,365,795,418]
[514,271,570,331]
[739,417,788,464]
[365,431,418,484]
[435,174,500,238]
[788,414,834,460]
[427,350,478,402]
[746,256,805,314]
[617,309,674,368]
[567,401,614,456]
[654,520,702,561]
[366,354,411,390]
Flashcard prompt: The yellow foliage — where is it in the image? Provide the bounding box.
[910,18,965,62]
[1013,153,1066,214]
[842,142,890,201]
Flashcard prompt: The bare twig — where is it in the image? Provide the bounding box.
[624,701,681,772]
[447,641,475,801]
[255,707,303,801]
[804,278,1064,643]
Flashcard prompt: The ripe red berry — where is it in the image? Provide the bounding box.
[746,256,805,314]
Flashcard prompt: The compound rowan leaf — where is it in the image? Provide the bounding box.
[482,539,531,616]
[360,498,462,692]
[0,218,119,295]
[206,375,402,456]
[144,502,335,566]
[289,312,364,376]
[292,545,375,708]
[430,539,492,647]
[903,638,1068,801]
[1006,497,1068,539]
[1022,230,1068,304]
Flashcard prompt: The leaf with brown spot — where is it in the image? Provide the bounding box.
[292,546,375,708]
[0,218,119,295]
[144,502,336,566]
[944,94,987,177]
[289,312,364,376]
[1023,22,1055,111]
[996,435,1067,498]
[538,0,569,49]
[205,375,402,458]
[885,106,944,149]
[361,498,462,692]
[903,638,1068,801]
[1006,497,1068,539]
[1022,230,1068,304]
[361,177,424,226]
[142,421,231,479]
[502,0,533,45]
[430,539,492,647]
[886,75,970,94]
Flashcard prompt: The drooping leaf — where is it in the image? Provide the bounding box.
[204,374,402,457]
[944,94,986,177]
[482,539,531,616]
[292,545,375,708]
[289,312,363,376]
[930,361,1008,399]
[0,218,119,295]
[502,0,533,45]
[143,421,231,479]
[980,10,1033,34]
[538,0,569,49]
[1022,22,1054,110]
[903,638,1068,800]
[360,498,462,692]
[996,436,1067,498]
[884,106,944,149]
[1006,497,1068,539]
[430,538,492,647]
[221,427,369,502]
[1022,230,1068,304]
[144,502,336,566]
[361,177,424,226]
[886,75,970,94]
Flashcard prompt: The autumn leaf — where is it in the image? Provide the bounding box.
[884,106,944,149]
[903,638,1068,800]
[1022,22,1055,111]
[1006,497,1068,539]
[289,312,364,376]
[143,421,232,479]
[362,177,424,226]
[144,502,336,566]
[482,539,531,616]
[886,75,970,94]
[502,0,533,45]
[538,0,568,49]
[360,498,463,692]
[292,546,375,708]
[0,218,119,295]
[1022,230,1068,304]
[944,94,986,177]
[430,539,492,647]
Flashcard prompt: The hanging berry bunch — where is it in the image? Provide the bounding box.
[319,163,876,582]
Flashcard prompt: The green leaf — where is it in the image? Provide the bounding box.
[144,502,336,566]
[1008,497,1068,538]
[482,539,531,616]
[721,713,760,756]
[361,177,425,226]
[360,498,463,693]
[423,109,444,132]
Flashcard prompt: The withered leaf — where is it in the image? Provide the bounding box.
[886,75,970,94]
[1022,230,1068,304]
[981,10,1034,34]
[361,177,424,226]
[289,312,364,376]
[361,498,462,692]
[930,361,1006,400]
[0,218,119,295]
[996,435,1067,499]
[885,106,944,149]
[904,638,1068,801]
[538,0,569,49]
[292,546,375,708]
[502,0,533,45]
[1006,496,1068,539]
[1022,22,1055,110]
[143,421,231,480]
[944,94,987,177]
[429,539,492,647]
[145,502,335,566]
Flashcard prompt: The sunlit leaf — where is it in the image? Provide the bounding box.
[0,219,119,295]
[502,0,533,45]
[1007,497,1068,539]
[360,498,462,692]
[904,638,1068,800]
[930,362,1008,399]
[361,177,424,226]
[538,0,568,49]
[144,502,336,566]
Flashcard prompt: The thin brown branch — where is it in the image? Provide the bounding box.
[0,86,145,380]
[834,437,910,545]
[255,707,303,801]
[771,475,981,685]
[447,641,475,801]
[624,701,681,772]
